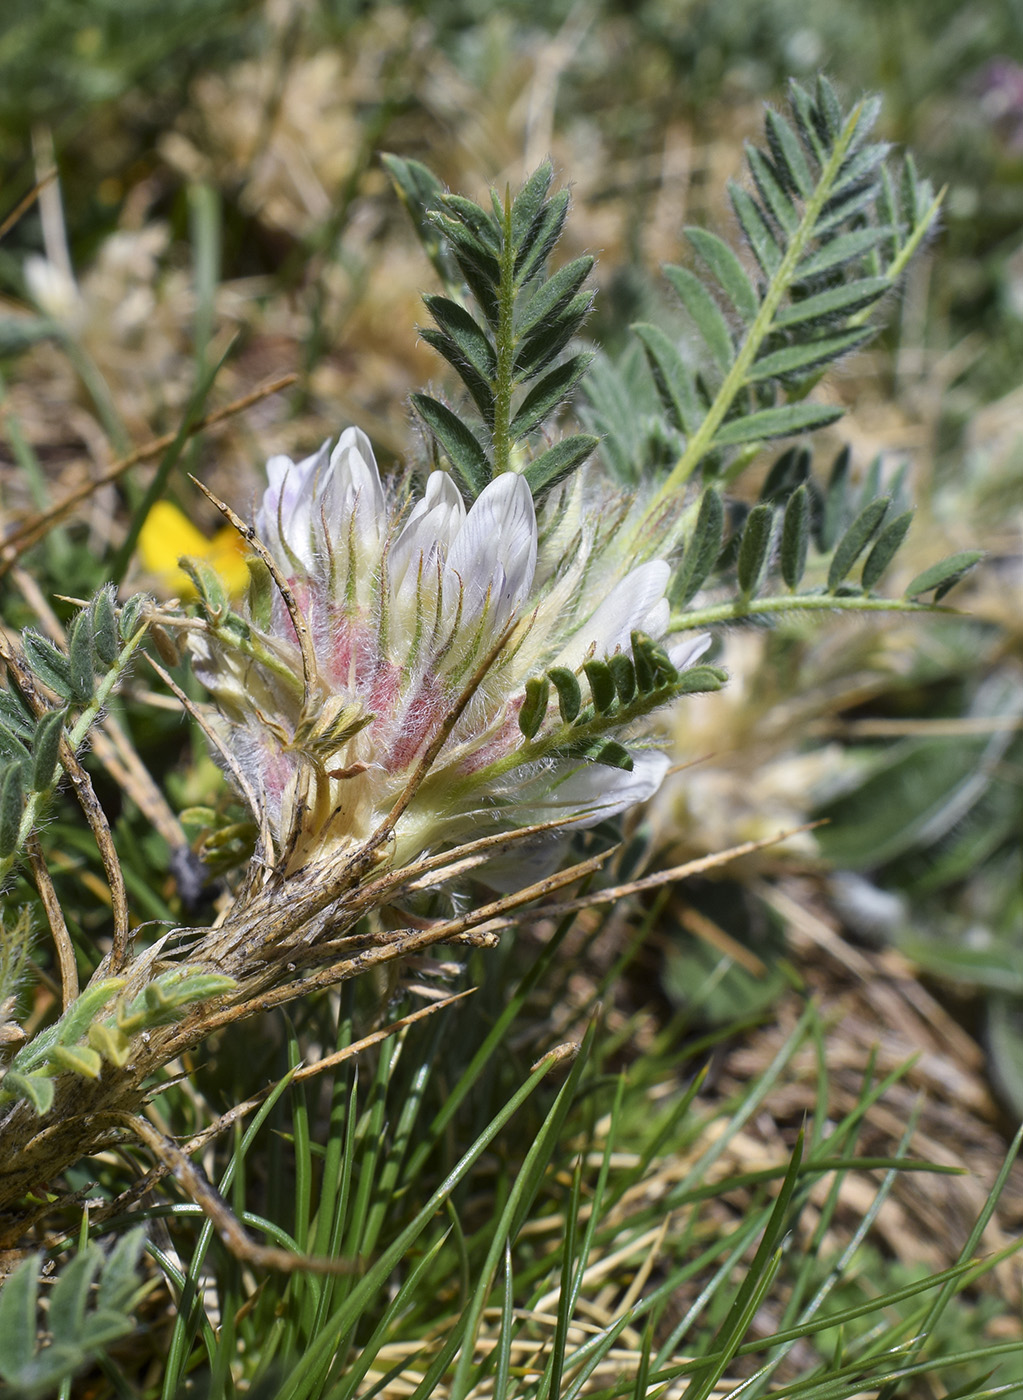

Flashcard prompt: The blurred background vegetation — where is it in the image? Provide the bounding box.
[1,0,1022,1393]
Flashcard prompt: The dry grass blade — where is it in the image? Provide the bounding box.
[0,170,57,243]
[113,1113,357,1275]
[26,833,78,1009]
[0,374,297,567]
[89,990,475,1228]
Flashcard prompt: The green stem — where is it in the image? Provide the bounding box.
[491,189,517,476]
[669,592,942,632]
[630,101,869,554]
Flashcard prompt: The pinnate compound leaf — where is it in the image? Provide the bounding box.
[904,551,984,600]
[827,496,889,591]
[861,509,913,589]
[712,402,843,448]
[412,393,491,497]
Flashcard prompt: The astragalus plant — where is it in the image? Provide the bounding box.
[0,76,991,1391]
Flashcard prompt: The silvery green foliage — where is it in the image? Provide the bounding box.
[389,79,978,638]
[0,590,148,878]
[0,1229,147,1397]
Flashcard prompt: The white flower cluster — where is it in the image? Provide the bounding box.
[188,428,711,875]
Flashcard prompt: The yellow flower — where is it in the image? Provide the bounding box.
[138,501,249,599]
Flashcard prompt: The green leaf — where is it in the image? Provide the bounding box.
[580,738,633,771]
[510,161,554,251]
[96,1228,148,1312]
[712,402,843,448]
[513,290,592,380]
[816,444,851,551]
[608,652,636,704]
[518,677,550,739]
[30,708,65,792]
[774,276,890,330]
[0,763,24,858]
[796,226,895,280]
[523,435,597,497]
[2,1071,54,1115]
[737,503,775,598]
[67,611,96,704]
[904,550,983,600]
[827,496,889,591]
[51,1044,104,1078]
[514,189,569,285]
[411,393,491,497]
[0,1248,39,1377]
[55,978,126,1048]
[747,326,872,382]
[861,509,913,589]
[780,484,810,589]
[674,663,727,695]
[583,660,617,714]
[759,445,810,503]
[765,108,815,199]
[422,295,496,380]
[516,256,593,337]
[746,144,800,236]
[673,488,724,607]
[0,687,33,740]
[631,633,677,692]
[548,667,582,723]
[663,264,734,372]
[91,588,119,668]
[686,228,759,321]
[22,631,72,698]
[118,595,148,642]
[729,182,782,278]
[632,322,701,436]
[508,354,590,440]
[382,154,456,290]
[48,1246,102,1348]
